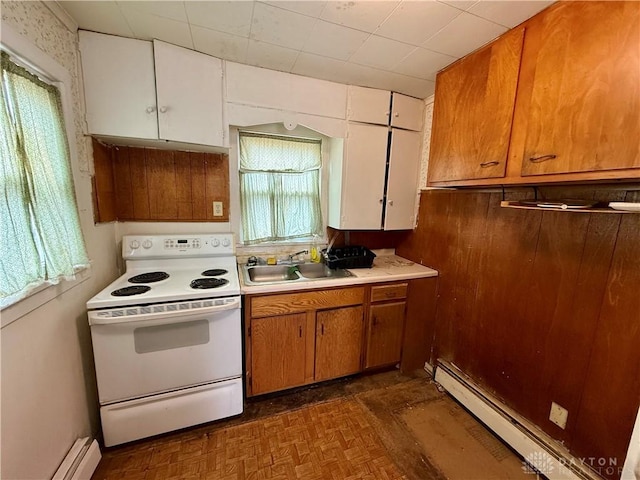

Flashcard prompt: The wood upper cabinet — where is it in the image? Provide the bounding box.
[513,2,640,176]
[250,313,307,396]
[428,27,525,184]
[79,31,225,148]
[315,306,364,382]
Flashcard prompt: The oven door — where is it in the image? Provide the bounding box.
[89,297,242,405]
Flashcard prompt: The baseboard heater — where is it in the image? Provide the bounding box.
[52,437,101,480]
[435,361,602,480]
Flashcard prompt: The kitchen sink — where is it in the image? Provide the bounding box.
[246,265,299,283]
[242,263,352,285]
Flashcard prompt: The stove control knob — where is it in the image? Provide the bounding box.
[130,240,140,250]
[212,238,220,247]
[222,238,231,247]
[142,240,153,249]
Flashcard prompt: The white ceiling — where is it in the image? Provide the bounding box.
[58,0,553,99]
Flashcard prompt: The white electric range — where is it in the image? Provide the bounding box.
[86,234,243,447]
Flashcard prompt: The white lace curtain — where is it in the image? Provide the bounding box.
[1,52,89,308]
[239,132,323,244]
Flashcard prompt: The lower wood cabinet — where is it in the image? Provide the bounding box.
[315,306,364,382]
[250,313,307,396]
[365,302,406,369]
[245,282,415,397]
[365,283,408,369]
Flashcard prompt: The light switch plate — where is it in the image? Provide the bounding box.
[213,202,223,217]
[549,402,568,429]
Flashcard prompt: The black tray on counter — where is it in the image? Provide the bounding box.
[322,246,376,269]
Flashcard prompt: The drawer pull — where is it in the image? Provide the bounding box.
[480,161,500,168]
[529,154,557,163]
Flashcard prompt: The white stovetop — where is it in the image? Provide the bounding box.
[239,253,438,295]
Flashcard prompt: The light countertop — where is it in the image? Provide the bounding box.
[239,254,438,295]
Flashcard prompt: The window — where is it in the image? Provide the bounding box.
[239,131,323,244]
[0,51,89,309]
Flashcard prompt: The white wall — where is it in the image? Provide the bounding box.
[0,2,119,479]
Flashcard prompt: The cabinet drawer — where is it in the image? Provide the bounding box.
[250,287,365,318]
[371,283,408,302]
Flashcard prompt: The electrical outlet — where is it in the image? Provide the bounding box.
[213,202,223,217]
[549,402,568,429]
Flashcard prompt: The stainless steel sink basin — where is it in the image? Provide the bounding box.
[242,263,352,285]
[296,263,351,279]
[247,265,300,283]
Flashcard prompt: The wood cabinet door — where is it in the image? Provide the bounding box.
[339,123,389,229]
[390,93,424,132]
[250,313,307,395]
[384,129,422,230]
[347,86,391,126]
[79,31,158,140]
[365,302,406,369]
[428,28,524,183]
[315,306,364,382]
[153,40,224,147]
[517,2,640,176]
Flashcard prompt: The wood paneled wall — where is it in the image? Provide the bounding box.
[91,139,230,223]
[396,187,640,478]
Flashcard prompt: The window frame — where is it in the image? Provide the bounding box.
[1,23,91,327]
[229,125,330,248]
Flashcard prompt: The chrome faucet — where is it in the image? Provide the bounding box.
[288,250,308,263]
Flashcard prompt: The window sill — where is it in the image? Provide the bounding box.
[1,268,92,329]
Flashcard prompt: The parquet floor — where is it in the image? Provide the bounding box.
[92,399,406,480]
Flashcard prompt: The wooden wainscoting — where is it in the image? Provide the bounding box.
[397,186,640,479]
[91,139,229,223]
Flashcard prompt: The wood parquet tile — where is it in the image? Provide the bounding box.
[92,399,406,480]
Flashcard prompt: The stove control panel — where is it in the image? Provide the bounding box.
[123,234,235,259]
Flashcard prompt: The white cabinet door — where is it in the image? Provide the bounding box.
[384,129,422,230]
[390,93,424,132]
[347,86,391,126]
[153,41,224,147]
[79,31,158,140]
[339,124,389,229]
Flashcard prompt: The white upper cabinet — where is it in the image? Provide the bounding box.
[79,31,225,148]
[153,40,224,147]
[79,31,158,140]
[347,86,424,132]
[384,129,422,230]
[347,86,391,126]
[328,123,389,230]
[390,93,424,132]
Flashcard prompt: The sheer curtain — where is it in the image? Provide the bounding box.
[239,132,323,244]
[1,52,89,308]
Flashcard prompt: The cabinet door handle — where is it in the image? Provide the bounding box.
[299,326,303,338]
[480,161,500,168]
[145,106,156,114]
[320,323,324,335]
[372,315,377,326]
[529,154,557,163]
[159,106,168,113]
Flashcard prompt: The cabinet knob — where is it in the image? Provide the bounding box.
[145,106,156,114]
[385,111,390,116]
[159,106,168,113]
[480,161,500,168]
[379,198,383,204]
[388,200,394,206]
[394,112,399,117]
[529,154,557,163]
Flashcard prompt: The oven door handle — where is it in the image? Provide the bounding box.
[89,298,241,326]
